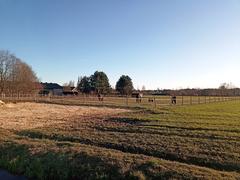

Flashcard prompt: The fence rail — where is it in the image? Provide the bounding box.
[1,94,240,108]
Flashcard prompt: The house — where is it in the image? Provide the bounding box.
[39,83,63,96]
[62,86,78,96]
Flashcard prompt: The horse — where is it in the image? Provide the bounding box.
[136,93,143,103]
[148,98,154,103]
[171,96,177,104]
[97,93,104,101]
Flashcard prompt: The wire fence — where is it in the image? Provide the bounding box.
[1,94,240,108]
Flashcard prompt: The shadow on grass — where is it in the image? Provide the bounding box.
[0,141,198,180]
[108,117,240,134]
[107,117,148,125]
[94,126,240,142]
[0,142,123,180]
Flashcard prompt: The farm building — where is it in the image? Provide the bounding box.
[62,86,78,96]
[39,83,63,96]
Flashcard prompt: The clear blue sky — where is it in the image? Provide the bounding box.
[0,0,239,89]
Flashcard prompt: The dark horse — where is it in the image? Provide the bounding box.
[135,93,143,103]
[98,93,104,101]
[171,96,177,104]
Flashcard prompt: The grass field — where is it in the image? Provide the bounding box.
[2,95,239,109]
[0,101,239,179]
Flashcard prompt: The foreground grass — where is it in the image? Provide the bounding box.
[0,101,240,179]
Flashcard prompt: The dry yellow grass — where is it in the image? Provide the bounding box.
[0,102,128,130]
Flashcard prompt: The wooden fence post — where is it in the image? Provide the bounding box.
[154,97,157,108]
[182,96,184,105]
[190,96,192,105]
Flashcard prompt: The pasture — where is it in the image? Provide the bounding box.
[1,94,239,108]
[0,101,239,179]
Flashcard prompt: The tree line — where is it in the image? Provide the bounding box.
[77,72,134,96]
[0,50,135,96]
[0,50,38,95]
[1,50,239,97]
[152,86,240,97]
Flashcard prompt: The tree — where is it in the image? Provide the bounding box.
[63,80,75,87]
[0,50,16,93]
[0,50,38,95]
[116,75,134,95]
[13,60,38,94]
[77,76,92,94]
[90,71,110,94]
[68,80,75,87]
[219,82,235,90]
[142,85,146,91]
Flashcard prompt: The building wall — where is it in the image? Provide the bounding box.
[52,89,63,96]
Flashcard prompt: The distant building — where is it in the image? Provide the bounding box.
[39,83,63,96]
[132,91,143,98]
[62,86,78,96]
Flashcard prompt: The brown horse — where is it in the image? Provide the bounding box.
[136,93,143,103]
[171,96,177,104]
[98,94,104,101]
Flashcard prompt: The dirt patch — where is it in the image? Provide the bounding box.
[0,102,129,130]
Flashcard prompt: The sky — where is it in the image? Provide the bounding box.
[0,0,239,90]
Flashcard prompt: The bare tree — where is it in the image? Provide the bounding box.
[68,80,75,87]
[0,50,38,95]
[0,50,15,93]
[63,81,75,87]
[14,61,38,94]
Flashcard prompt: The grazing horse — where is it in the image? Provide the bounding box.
[171,96,177,104]
[98,93,104,101]
[148,98,154,102]
[136,93,143,103]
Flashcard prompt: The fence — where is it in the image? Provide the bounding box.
[1,94,240,108]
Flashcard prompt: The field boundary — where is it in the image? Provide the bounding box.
[1,94,240,108]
